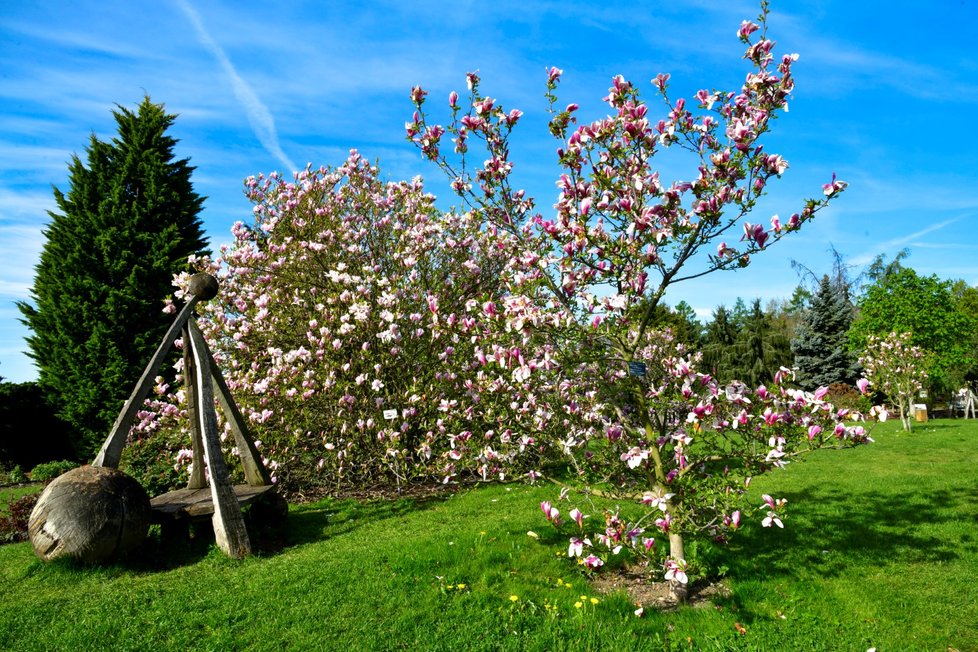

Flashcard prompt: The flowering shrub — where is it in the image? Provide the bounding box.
[823,382,871,415]
[408,1,879,597]
[859,331,928,431]
[141,152,569,491]
[535,333,874,593]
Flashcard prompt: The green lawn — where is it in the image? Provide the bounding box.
[1,419,976,651]
[0,482,41,510]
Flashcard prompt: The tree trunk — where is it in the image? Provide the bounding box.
[900,400,912,432]
[668,532,688,603]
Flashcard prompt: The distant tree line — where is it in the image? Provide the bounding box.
[647,248,978,405]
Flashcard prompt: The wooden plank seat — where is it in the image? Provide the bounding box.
[151,484,276,522]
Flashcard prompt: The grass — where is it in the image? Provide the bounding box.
[1,418,976,650]
[0,482,42,510]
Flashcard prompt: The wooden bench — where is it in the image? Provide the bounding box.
[150,484,278,521]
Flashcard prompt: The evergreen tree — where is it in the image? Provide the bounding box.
[791,275,859,391]
[628,300,702,348]
[18,97,208,458]
[702,305,737,381]
[671,301,703,349]
[727,299,791,387]
[730,297,750,330]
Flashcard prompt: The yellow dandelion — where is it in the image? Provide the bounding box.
[580,595,588,601]
[456,583,466,590]
[556,578,564,586]
[446,584,454,590]
[574,601,583,609]
[590,597,599,605]
[509,595,519,602]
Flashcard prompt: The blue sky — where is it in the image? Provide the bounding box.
[1,0,977,383]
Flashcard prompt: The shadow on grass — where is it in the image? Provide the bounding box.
[285,491,455,548]
[706,481,978,624]
[726,482,978,577]
[17,485,462,575]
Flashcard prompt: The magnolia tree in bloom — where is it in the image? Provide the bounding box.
[407,2,879,599]
[859,331,928,432]
[142,153,571,489]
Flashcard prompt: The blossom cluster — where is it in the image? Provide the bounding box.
[144,152,581,489]
[135,2,880,592]
[536,332,875,583]
[406,2,879,588]
[859,331,928,431]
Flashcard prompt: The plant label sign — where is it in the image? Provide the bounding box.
[628,361,647,378]
[382,409,398,420]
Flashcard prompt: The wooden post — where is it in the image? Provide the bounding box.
[182,325,207,490]
[186,321,251,559]
[188,321,272,487]
[93,297,200,468]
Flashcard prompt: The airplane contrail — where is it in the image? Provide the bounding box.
[851,217,962,266]
[175,0,298,174]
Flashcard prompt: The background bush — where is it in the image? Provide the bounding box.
[29,460,80,484]
[0,382,76,469]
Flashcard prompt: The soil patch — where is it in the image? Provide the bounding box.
[591,564,731,611]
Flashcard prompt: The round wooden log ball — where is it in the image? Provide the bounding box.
[28,465,152,564]
[187,272,219,301]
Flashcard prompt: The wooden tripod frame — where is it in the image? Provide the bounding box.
[92,273,272,558]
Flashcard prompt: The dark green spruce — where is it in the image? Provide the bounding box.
[17,97,208,458]
[791,274,859,391]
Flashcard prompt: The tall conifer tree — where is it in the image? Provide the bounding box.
[18,97,208,457]
[702,305,737,381]
[791,275,859,391]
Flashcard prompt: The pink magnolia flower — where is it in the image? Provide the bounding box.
[569,536,592,557]
[857,378,870,394]
[664,558,688,584]
[822,172,848,197]
[642,489,675,512]
[742,221,768,248]
[738,20,760,39]
[620,446,649,469]
[410,86,427,104]
[762,511,784,528]
[654,513,672,533]
[569,507,587,528]
[583,554,604,569]
[541,501,560,523]
[761,494,786,528]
